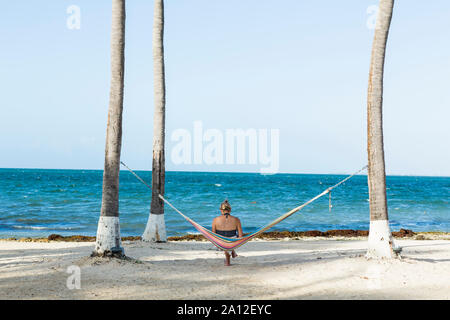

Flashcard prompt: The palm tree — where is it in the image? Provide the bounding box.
[366,0,399,258]
[142,0,167,242]
[93,0,126,256]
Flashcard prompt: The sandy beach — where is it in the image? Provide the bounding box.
[2,0,450,308]
[1,236,449,300]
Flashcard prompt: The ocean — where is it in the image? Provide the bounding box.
[0,168,448,238]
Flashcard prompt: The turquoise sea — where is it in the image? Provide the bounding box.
[0,168,448,238]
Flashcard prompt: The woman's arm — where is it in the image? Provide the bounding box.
[212,217,217,233]
[236,218,243,238]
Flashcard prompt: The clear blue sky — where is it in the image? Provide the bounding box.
[1,1,449,176]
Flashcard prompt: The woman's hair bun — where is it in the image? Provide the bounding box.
[220,199,231,211]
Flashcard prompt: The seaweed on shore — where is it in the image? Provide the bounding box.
[167,228,415,241]
[2,228,443,243]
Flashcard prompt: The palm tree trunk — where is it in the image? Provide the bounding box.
[366,0,399,258]
[142,0,167,242]
[94,0,126,256]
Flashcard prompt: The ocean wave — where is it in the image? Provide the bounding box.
[15,218,59,225]
[12,225,80,231]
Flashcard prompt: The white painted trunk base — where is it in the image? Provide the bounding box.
[142,214,167,242]
[94,216,124,255]
[366,219,399,259]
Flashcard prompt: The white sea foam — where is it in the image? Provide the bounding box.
[12,226,78,230]
[13,226,48,230]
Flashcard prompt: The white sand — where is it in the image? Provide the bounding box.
[0,238,449,300]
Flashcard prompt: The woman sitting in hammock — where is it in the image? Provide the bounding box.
[212,200,244,266]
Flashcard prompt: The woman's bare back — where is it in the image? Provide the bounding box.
[212,215,243,237]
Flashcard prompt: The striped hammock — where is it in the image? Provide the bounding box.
[161,189,330,251]
[121,161,367,252]
[159,166,367,251]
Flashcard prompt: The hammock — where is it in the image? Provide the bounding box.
[121,161,367,251]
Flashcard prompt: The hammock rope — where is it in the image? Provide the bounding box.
[121,161,367,251]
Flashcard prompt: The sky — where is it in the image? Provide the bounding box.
[1,0,449,176]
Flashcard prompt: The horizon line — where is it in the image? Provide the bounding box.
[0,167,449,178]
